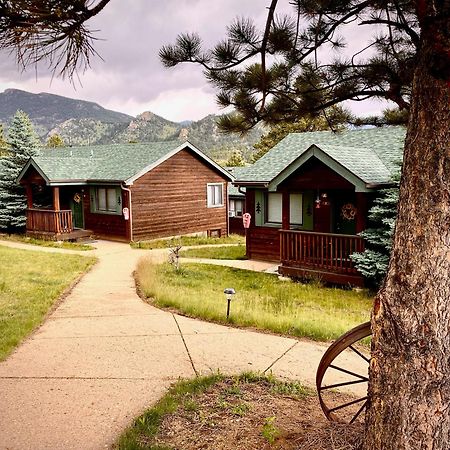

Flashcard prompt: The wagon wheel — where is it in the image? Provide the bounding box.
[316,321,372,424]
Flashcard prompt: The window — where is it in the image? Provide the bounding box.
[267,193,282,223]
[229,199,244,217]
[92,187,121,214]
[207,183,224,207]
[290,193,303,225]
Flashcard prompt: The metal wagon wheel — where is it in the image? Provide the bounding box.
[316,321,372,424]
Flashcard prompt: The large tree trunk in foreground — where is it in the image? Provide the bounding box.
[364,5,450,449]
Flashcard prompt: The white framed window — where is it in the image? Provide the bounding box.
[267,192,282,223]
[207,183,224,207]
[229,199,244,217]
[92,187,121,214]
[290,193,303,225]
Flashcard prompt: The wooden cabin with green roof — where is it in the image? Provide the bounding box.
[17,141,233,242]
[233,126,405,286]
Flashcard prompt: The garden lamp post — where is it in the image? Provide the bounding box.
[223,288,236,320]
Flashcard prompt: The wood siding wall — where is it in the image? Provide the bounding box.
[83,189,129,241]
[229,217,245,235]
[131,149,228,241]
[247,226,280,261]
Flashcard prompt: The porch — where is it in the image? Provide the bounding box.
[26,208,92,241]
[278,230,365,286]
[24,185,91,241]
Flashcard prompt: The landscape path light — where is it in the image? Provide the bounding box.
[223,288,236,320]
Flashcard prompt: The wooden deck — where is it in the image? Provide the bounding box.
[279,230,365,286]
[26,208,92,241]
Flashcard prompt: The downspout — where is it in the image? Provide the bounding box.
[121,184,133,242]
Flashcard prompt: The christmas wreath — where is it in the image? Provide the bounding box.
[341,203,357,221]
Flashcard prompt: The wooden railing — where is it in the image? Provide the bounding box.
[280,230,364,274]
[26,209,73,234]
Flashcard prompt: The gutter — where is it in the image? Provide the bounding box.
[121,184,133,242]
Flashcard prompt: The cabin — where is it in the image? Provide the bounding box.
[17,141,233,242]
[233,127,406,286]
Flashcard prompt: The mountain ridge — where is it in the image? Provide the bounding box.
[0,88,263,161]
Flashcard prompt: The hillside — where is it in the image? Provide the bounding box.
[0,89,263,160]
[0,89,132,136]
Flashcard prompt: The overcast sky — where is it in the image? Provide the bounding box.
[0,0,389,122]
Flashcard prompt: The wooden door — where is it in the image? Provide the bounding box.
[70,194,84,229]
[313,204,331,233]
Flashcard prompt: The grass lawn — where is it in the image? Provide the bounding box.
[181,244,247,260]
[136,261,373,342]
[0,246,96,360]
[131,234,245,250]
[0,233,94,251]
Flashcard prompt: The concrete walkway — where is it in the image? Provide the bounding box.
[0,240,367,450]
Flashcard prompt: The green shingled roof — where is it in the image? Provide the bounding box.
[20,141,231,185]
[236,126,405,187]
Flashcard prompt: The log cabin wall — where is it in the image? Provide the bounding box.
[131,148,228,241]
[83,188,129,241]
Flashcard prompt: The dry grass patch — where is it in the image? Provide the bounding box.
[116,373,363,450]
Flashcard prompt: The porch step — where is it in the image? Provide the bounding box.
[27,229,93,242]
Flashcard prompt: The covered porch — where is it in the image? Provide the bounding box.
[23,184,91,241]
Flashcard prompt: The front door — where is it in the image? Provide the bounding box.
[313,203,331,233]
[70,193,84,229]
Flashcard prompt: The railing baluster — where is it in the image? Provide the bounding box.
[279,229,363,274]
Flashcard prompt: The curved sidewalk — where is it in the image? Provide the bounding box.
[0,240,366,450]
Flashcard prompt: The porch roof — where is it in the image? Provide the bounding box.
[17,140,233,186]
[234,126,405,191]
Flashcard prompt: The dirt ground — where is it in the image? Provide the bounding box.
[143,378,364,450]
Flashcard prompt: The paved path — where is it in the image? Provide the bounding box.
[0,240,367,450]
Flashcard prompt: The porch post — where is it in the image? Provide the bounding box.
[356,192,367,233]
[282,192,290,230]
[25,184,33,208]
[52,187,60,211]
[53,186,61,234]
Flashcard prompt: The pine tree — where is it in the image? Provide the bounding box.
[351,171,400,286]
[0,124,9,156]
[225,149,246,167]
[46,133,65,148]
[0,110,40,231]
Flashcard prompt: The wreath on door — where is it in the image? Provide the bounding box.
[341,203,357,221]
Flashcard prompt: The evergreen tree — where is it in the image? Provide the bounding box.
[225,149,246,167]
[0,110,40,231]
[46,133,65,148]
[0,124,10,156]
[351,171,400,286]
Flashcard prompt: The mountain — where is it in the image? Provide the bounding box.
[0,89,264,161]
[0,89,132,136]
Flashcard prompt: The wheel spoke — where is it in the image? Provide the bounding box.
[349,400,368,424]
[328,396,368,414]
[319,378,368,391]
[329,364,368,381]
[349,344,370,363]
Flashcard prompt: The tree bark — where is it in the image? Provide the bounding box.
[364,3,450,448]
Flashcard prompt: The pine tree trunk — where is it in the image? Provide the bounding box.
[364,5,450,449]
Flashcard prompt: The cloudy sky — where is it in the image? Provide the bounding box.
[0,0,389,122]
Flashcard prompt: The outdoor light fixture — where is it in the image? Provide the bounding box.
[321,192,330,206]
[223,288,236,320]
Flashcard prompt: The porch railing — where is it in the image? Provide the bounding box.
[26,209,73,234]
[280,230,364,274]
